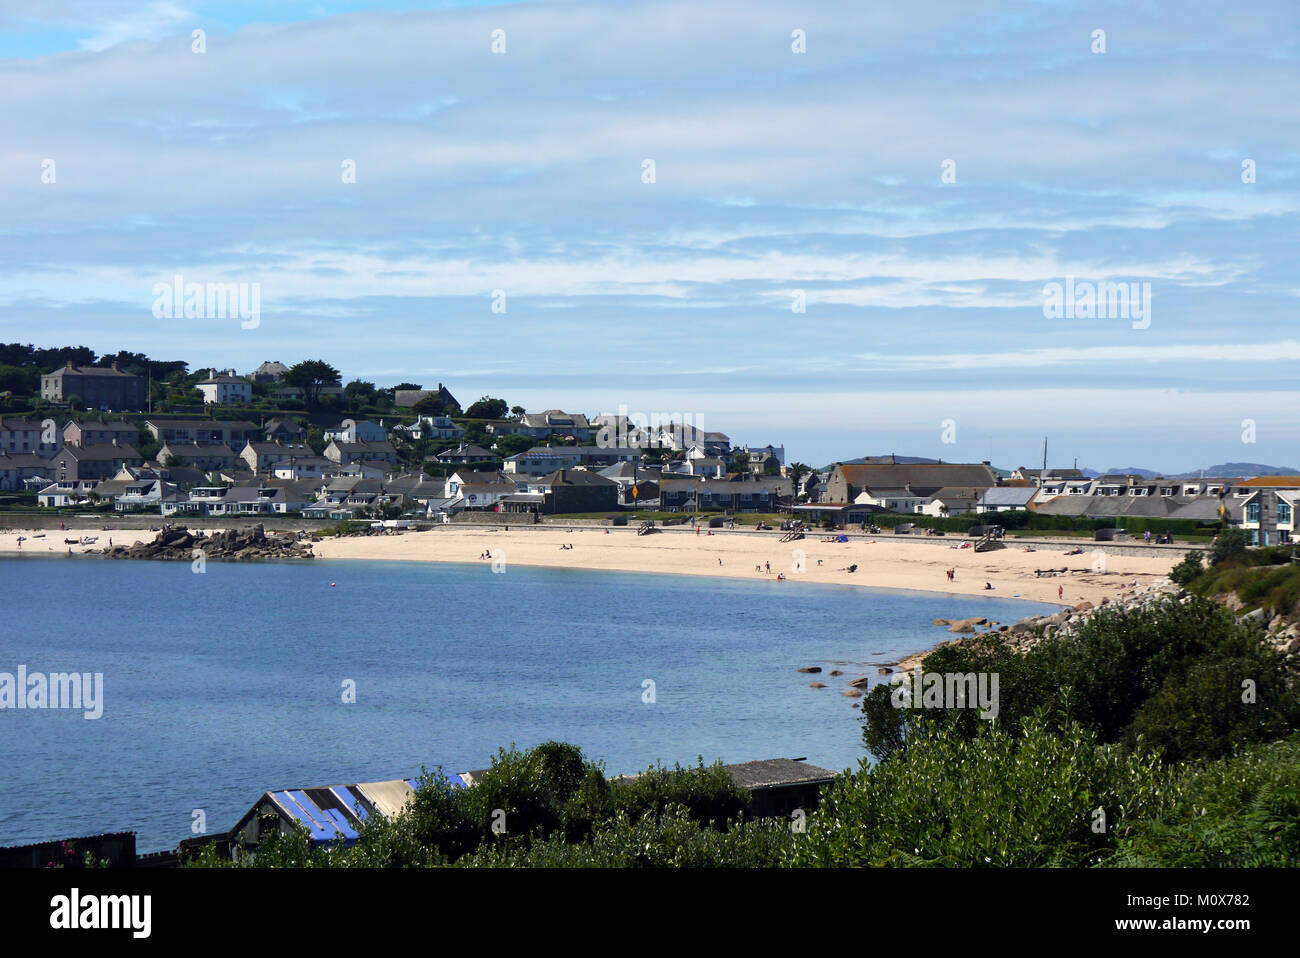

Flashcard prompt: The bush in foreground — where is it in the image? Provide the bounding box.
[1108,733,1300,867]
[861,596,1299,765]
[792,719,1171,868]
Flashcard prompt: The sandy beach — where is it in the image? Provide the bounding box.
[0,525,1184,608]
[307,526,1183,609]
[0,525,1184,610]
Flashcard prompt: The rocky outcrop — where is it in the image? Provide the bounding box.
[989,576,1300,656]
[93,524,314,562]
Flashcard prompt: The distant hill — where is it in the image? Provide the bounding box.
[1099,466,1162,479]
[1075,463,1299,480]
[821,459,1300,481]
[1172,462,1300,479]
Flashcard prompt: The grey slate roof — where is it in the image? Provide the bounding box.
[980,486,1038,507]
[722,759,837,789]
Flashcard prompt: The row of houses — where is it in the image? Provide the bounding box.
[26,460,633,519]
[808,458,1300,544]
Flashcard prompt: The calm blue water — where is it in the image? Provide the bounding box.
[0,556,1056,851]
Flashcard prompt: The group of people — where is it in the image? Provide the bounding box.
[558,543,575,551]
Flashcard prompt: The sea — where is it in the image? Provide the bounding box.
[0,556,1057,851]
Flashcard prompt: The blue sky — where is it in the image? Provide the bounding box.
[1,0,1298,471]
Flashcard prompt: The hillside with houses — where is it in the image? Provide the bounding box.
[1,345,1296,545]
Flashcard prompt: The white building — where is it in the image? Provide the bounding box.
[197,369,253,405]
[323,420,389,443]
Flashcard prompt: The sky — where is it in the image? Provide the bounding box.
[1,0,1297,471]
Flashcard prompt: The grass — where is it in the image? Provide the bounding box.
[551,511,790,526]
[1190,553,1300,618]
[1006,529,1215,542]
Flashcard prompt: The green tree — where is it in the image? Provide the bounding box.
[1168,549,1204,585]
[465,396,509,419]
[786,462,810,499]
[345,379,378,410]
[283,360,341,408]
[1211,526,1249,565]
[494,433,534,457]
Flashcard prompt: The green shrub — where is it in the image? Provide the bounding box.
[1125,655,1298,764]
[862,596,1299,764]
[1108,734,1300,867]
[1168,549,1203,585]
[459,805,792,868]
[609,758,752,828]
[797,719,1172,867]
[1210,527,1249,565]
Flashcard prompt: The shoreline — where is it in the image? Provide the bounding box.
[0,524,1182,606]
[0,524,1181,669]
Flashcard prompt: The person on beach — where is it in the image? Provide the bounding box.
[1058,584,1064,600]
[764,561,770,573]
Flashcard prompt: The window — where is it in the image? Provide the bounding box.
[1246,501,1260,523]
[1279,502,1292,525]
